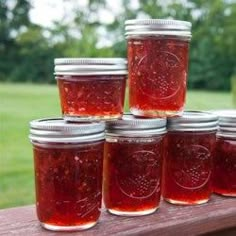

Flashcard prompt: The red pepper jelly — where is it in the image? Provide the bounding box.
[104,114,166,216]
[29,118,105,231]
[162,111,218,205]
[212,110,236,197]
[54,58,127,121]
[125,19,192,117]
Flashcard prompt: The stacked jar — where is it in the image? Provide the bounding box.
[28,18,233,233]
[212,110,236,197]
[104,115,166,216]
[54,58,127,121]
[29,58,128,231]
[29,119,105,231]
[162,111,218,205]
[125,19,192,117]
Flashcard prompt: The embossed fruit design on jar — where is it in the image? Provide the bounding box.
[103,114,166,216]
[29,118,105,231]
[54,58,127,121]
[162,111,218,205]
[212,110,236,197]
[125,19,192,117]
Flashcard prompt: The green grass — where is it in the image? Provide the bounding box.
[0,83,60,208]
[0,83,234,209]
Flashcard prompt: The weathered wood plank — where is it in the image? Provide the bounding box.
[0,195,235,236]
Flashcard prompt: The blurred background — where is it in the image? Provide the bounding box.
[0,0,236,209]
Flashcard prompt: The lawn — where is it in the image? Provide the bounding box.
[0,83,234,209]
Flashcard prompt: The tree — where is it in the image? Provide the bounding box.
[98,0,236,90]
[187,0,236,89]
[0,0,235,89]
[0,0,32,81]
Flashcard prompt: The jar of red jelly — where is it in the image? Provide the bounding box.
[125,19,192,117]
[103,114,166,216]
[29,118,105,231]
[54,58,127,121]
[212,110,236,197]
[162,111,218,205]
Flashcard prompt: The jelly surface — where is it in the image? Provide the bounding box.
[33,141,104,227]
[128,37,189,117]
[103,136,165,213]
[162,132,216,204]
[213,137,236,196]
[57,76,126,119]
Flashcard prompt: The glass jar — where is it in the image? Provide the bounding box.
[103,114,166,216]
[29,118,105,231]
[212,110,236,197]
[125,19,192,117]
[162,111,218,205]
[54,58,127,121]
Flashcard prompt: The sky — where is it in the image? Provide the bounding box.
[29,0,123,27]
[29,0,197,27]
[29,0,127,47]
[26,0,236,27]
[29,0,77,27]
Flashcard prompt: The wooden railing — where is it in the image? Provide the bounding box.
[0,195,236,235]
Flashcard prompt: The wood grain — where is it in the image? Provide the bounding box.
[0,195,235,236]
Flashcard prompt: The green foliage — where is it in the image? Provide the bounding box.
[0,0,32,81]
[13,26,56,83]
[188,0,236,90]
[0,0,235,89]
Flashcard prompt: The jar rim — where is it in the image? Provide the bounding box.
[106,114,167,135]
[54,58,127,65]
[29,118,105,143]
[125,19,191,28]
[210,110,236,136]
[125,32,191,40]
[125,18,192,39]
[167,111,218,131]
[54,58,128,76]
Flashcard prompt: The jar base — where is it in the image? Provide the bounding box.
[40,221,97,231]
[130,108,183,118]
[164,198,209,205]
[107,207,158,216]
[63,114,122,122]
[214,192,236,197]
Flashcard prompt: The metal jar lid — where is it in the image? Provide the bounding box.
[29,118,105,143]
[167,111,218,132]
[210,110,236,137]
[106,114,166,136]
[54,58,128,76]
[125,19,192,40]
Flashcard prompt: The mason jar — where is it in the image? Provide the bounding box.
[54,58,127,121]
[29,118,105,231]
[162,111,218,205]
[212,110,236,197]
[125,19,192,117]
[103,114,166,216]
